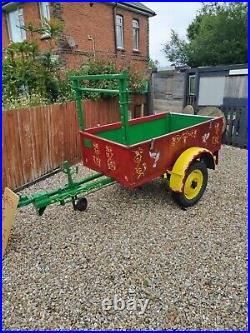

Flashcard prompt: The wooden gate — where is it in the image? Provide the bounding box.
[222,106,248,149]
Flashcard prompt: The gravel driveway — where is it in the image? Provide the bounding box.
[2,145,248,330]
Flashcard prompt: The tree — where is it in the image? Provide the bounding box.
[148,58,159,71]
[163,2,248,67]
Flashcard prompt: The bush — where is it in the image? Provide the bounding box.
[2,19,67,110]
[67,58,148,100]
[2,44,66,109]
[3,93,49,110]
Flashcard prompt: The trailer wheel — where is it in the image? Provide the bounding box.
[172,161,208,208]
[75,197,88,211]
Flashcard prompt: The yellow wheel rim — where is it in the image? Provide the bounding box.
[184,169,203,200]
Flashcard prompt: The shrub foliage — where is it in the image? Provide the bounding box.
[3,19,148,110]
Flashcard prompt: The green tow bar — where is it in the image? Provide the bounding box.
[18,161,115,216]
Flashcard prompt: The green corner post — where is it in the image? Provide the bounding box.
[118,72,130,145]
[71,77,85,131]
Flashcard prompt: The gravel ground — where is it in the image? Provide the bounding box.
[2,145,248,330]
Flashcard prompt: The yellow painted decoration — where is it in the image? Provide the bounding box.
[133,147,147,179]
[169,147,213,192]
[183,169,203,200]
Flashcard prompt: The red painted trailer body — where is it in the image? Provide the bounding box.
[80,112,224,188]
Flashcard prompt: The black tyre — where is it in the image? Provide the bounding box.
[172,160,208,208]
[75,197,88,211]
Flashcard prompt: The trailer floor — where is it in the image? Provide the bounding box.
[2,145,247,330]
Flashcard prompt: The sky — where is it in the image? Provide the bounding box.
[143,2,202,67]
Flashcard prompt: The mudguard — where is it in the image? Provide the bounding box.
[169,147,215,192]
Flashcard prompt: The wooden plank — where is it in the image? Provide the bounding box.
[222,109,228,144]
[224,108,231,145]
[47,104,53,171]
[17,107,34,184]
[34,106,44,176]
[25,107,35,182]
[29,106,38,180]
[6,111,18,188]
[63,102,70,161]
[50,103,64,169]
[15,110,25,186]
[73,102,80,162]
[232,108,241,147]
[243,109,247,148]
[239,107,248,148]
[227,109,234,145]
[2,188,19,258]
[64,103,71,161]
[2,112,12,189]
[39,105,50,175]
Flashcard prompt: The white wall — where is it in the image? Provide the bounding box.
[198,76,225,106]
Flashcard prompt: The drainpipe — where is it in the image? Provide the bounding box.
[88,35,96,60]
[112,3,118,56]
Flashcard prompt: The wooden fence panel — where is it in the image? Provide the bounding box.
[3,96,146,190]
[2,99,121,190]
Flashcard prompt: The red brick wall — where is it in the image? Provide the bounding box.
[58,2,150,71]
[2,13,9,47]
[63,3,115,55]
[2,2,56,50]
[2,2,150,72]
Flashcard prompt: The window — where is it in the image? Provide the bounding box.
[132,19,139,51]
[116,15,124,49]
[7,7,26,42]
[188,75,196,95]
[39,2,50,21]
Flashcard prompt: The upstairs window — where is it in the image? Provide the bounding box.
[132,19,139,51]
[7,7,26,42]
[39,2,50,21]
[116,15,124,49]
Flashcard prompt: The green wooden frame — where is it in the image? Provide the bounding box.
[70,72,130,145]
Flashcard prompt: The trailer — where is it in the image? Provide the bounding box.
[18,72,224,213]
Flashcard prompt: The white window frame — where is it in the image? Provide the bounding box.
[39,2,51,38]
[39,2,50,22]
[116,15,124,49]
[188,75,196,96]
[132,19,139,51]
[7,7,26,43]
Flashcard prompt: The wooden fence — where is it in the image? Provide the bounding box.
[3,96,146,191]
[151,70,186,114]
[222,106,248,149]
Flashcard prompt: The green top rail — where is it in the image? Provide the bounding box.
[78,87,119,94]
[70,73,128,81]
[70,72,130,145]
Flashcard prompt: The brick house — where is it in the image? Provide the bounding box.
[2,2,156,71]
